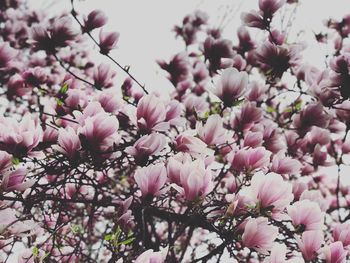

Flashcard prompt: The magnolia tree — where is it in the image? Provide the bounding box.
[1,0,350,262]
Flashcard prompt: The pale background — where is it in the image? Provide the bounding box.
[11,0,350,261]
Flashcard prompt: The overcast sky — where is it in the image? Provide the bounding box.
[29,0,350,93]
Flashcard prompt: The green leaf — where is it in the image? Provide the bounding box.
[295,101,302,111]
[59,83,69,94]
[104,234,113,241]
[56,98,64,106]
[32,246,39,257]
[118,237,135,245]
[266,106,276,113]
[12,157,20,165]
[232,98,245,107]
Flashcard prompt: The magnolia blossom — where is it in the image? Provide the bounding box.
[175,134,211,157]
[134,247,168,263]
[0,151,12,172]
[197,114,227,145]
[231,147,271,172]
[242,217,278,252]
[0,115,43,156]
[287,200,324,231]
[136,94,169,133]
[1,168,34,192]
[134,163,167,198]
[320,241,347,263]
[297,230,324,261]
[250,172,293,213]
[56,127,81,159]
[99,30,119,54]
[126,133,166,166]
[177,159,213,201]
[83,10,108,32]
[214,68,248,107]
[270,154,301,175]
[79,112,119,149]
[333,222,350,248]
[166,152,192,184]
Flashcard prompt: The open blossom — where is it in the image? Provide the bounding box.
[56,127,81,159]
[166,152,192,184]
[99,30,119,54]
[83,10,108,32]
[292,103,330,134]
[137,94,169,133]
[231,102,262,131]
[259,0,286,16]
[79,111,119,149]
[0,151,12,172]
[270,153,301,175]
[1,168,34,192]
[0,42,18,69]
[297,230,324,261]
[287,200,324,231]
[242,217,278,252]
[0,114,43,156]
[197,114,227,145]
[320,241,347,263]
[134,247,167,263]
[93,63,116,90]
[250,172,293,213]
[126,133,166,166]
[177,159,213,201]
[231,147,271,172]
[263,243,293,263]
[175,134,210,157]
[214,68,248,107]
[333,222,350,248]
[134,163,167,198]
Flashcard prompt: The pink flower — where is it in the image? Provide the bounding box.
[243,131,263,148]
[320,241,347,263]
[250,173,293,213]
[242,217,278,252]
[0,42,18,69]
[231,147,271,172]
[231,102,262,131]
[197,114,227,145]
[1,168,34,192]
[263,243,290,263]
[175,134,211,157]
[214,68,248,107]
[287,200,324,231]
[241,10,265,29]
[178,159,213,201]
[0,151,12,172]
[56,127,81,159]
[134,247,168,263]
[271,153,301,175]
[292,103,330,135]
[137,94,169,133]
[300,190,331,212]
[93,63,116,90]
[83,10,108,32]
[0,114,43,156]
[166,153,192,184]
[259,0,286,16]
[79,111,119,150]
[296,230,323,261]
[134,163,167,198]
[99,30,119,54]
[165,100,185,126]
[126,133,166,166]
[333,222,350,248]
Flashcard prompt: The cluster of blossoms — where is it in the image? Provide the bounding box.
[1,0,350,262]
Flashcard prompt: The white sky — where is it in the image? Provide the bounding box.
[29,0,350,93]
